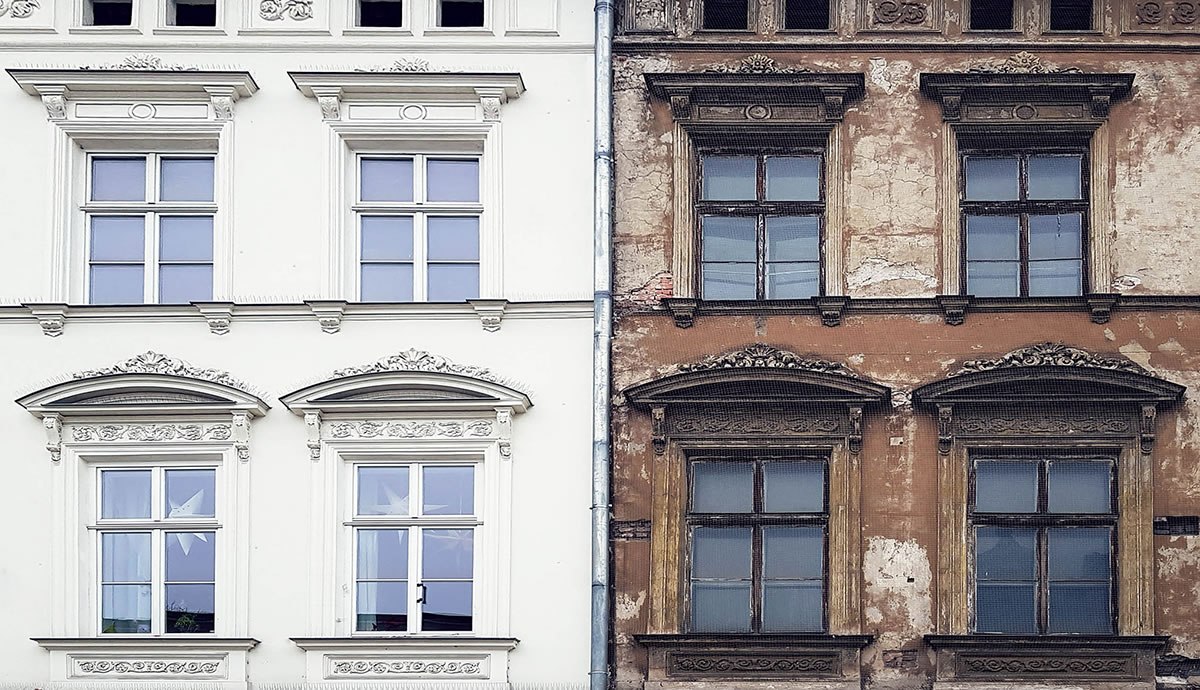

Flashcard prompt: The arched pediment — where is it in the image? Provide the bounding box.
[17,351,269,418]
[913,342,1185,406]
[625,345,890,406]
[281,348,531,415]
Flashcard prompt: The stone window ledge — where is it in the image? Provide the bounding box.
[290,637,518,682]
[634,634,872,684]
[925,634,1168,686]
[33,638,258,684]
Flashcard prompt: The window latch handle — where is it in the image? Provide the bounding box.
[416,582,426,604]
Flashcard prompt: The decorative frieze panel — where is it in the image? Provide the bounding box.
[70,422,233,443]
[859,0,942,32]
[669,411,841,435]
[624,0,671,33]
[327,657,487,678]
[71,656,225,678]
[668,651,839,677]
[327,419,495,439]
[955,412,1133,436]
[1125,1,1200,32]
[955,653,1137,680]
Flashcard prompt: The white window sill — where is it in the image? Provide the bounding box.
[68,25,144,33]
[422,25,494,36]
[152,25,229,35]
[291,637,517,682]
[342,26,414,36]
[34,637,258,684]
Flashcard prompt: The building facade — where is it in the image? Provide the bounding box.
[0,1,594,687]
[610,1,1200,690]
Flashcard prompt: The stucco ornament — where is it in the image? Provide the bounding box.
[950,342,1144,377]
[0,0,40,19]
[77,660,220,675]
[357,58,432,73]
[331,660,482,675]
[259,0,312,20]
[72,351,255,390]
[330,348,507,384]
[679,344,852,376]
[704,54,812,74]
[82,54,198,71]
[968,51,1083,74]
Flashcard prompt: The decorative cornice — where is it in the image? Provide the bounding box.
[330,348,508,385]
[949,342,1144,377]
[71,423,233,443]
[967,51,1083,74]
[80,54,199,71]
[0,0,39,18]
[679,344,852,377]
[703,54,811,74]
[259,0,312,20]
[72,351,256,391]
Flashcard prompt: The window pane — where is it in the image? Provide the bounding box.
[702,156,756,200]
[422,581,472,631]
[90,265,145,304]
[423,529,474,579]
[766,262,820,299]
[361,216,414,261]
[763,526,823,579]
[702,263,756,300]
[1048,527,1111,580]
[92,158,146,201]
[702,0,748,29]
[762,581,823,632]
[784,0,830,29]
[427,217,479,260]
[965,215,1019,260]
[160,217,214,261]
[1029,259,1083,297]
[692,462,752,513]
[703,216,756,261]
[965,157,1019,200]
[102,584,151,633]
[361,263,414,302]
[357,466,410,516]
[1029,214,1082,259]
[966,261,1019,297]
[1049,462,1112,514]
[976,582,1036,633]
[165,533,216,581]
[1049,582,1111,633]
[165,583,215,633]
[975,461,1036,513]
[102,532,152,582]
[691,582,751,632]
[361,158,414,202]
[165,469,215,518]
[160,158,215,202]
[357,581,407,631]
[766,156,820,201]
[159,264,214,303]
[1029,155,1083,200]
[764,461,824,512]
[970,0,1013,28]
[91,216,145,261]
[976,527,1036,580]
[101,470,151,519]
[423,466,474,515]
[767,216,819,261]
[439,0,484,26]
[692,527,752,579]
[358,529,409,579]
[427,263,480,302]
[427,159,479,202]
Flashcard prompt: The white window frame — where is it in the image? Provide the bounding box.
[88,455,228,637]
[353,152,484,302]
[83,152,218,305]
[425,0,493,33]
[156,0,226,32]
[345,0,411,33]
[75,0,140,30]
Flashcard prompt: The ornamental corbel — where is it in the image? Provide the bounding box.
[651,406,666,456]
[936,295,971,326]
[669,93,691,120]
[821,88,846,121]
[815,296,849,327]
[203,85,237,121]
[470,299,507,332]
[474,87,507,121]
[496,407,513,458]
[1141,404,1157,454]
[848,405,863,454]
[1087,293,1118,325]
[232,411,250,461]
[310,86,342,121]
[43,413,62,462]
[30,84,69,120]
[25,302,68,337]
[663,297,698,329]
[1089,88,1112,118]
[304,411,322,460]
[194,301,235,335]
[306,299,347,334]
[937,404,953,455]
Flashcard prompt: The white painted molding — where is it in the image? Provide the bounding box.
[469,298,507,332]
[306,299,347,333]
[195,301,236,334]
[25,302,68,336]
[7,68,258,120]
[288,71,524,116]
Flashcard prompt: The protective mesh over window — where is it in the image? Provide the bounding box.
[1050,0,1092,30]
[969,0,1013,29]
[703,0,748,29]
[784,0,828,30]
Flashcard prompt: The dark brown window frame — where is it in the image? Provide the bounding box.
[967,450,1119,636]
[698,0,754,31]
[965,0,1017,32]
[685,453,830,634]
[696,148,827,302]
[777,0,833,32]
[959,146,1091,298]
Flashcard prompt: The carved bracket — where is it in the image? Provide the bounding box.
[307,299,346,334]
[936,295,971,326]
[304,411,322,461]
[938,405,953,455]
[232,411,250,461]
[1087,293,1119,324]
[496,407,513,459]
[43,413,62,462]
[651,406,666,455]
[664,297,699,328]
[194,301,234,335]
[815,296,849,327]
[1141,404,1157,453]
[848,406,863,454]
[26,302,68,337]
[470,299,507,332]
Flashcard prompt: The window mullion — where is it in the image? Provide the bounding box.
[756,215,766,300]
[1037,527,1048,635]
[146,213,159,304]
[415,213,429,302]
[411,525,422,633]
[751,524,763,633]
[154,528,164,635]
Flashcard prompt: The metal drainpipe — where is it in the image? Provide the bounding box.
[591,1,614,690]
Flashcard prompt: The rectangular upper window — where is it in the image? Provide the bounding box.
[971,455,1115,635]
[353,464,478,633]
[167,0,217,25]
[358,0,403,26]
[702,0,749,29]
[96,466,219,635]
[968,0,1013,30]
[1049,0,1092,30]
[782,0,829,30]
[961,150,1088,298]
[687,457,827,633]
[437,0,483,26]
[698,152,824,301]
[86,154,216,305]
[85,0,134,24]
[355,154,481,303]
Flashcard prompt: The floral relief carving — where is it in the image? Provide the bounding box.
[679,344,852,377]
[669,653,838,675]
[71,351,255,392]
[259,0,312,20]
[967,52,1083,75]
[0,0,40,19]
[71,423,233,442]
[330,348,514,388]
[1135,1,1198,24]
[873,0,928,24]
[957,654,1133,677]
[705,54,812,74]
[329,420,493,439]
[670,412,840,435]
[76,659,221,675]
[81,55,198,71]
[356,58,433,73]
[950,342,1143,377]
[331,660,483,675]
[958,416,1131,435]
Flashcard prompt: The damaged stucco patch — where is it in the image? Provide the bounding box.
[863,536,933,633]
[847,257,938,294]
[615,590,646,621]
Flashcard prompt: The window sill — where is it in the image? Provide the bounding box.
[290,637,518,681]
[291,636,519,649]
[342,26,414,36]
[34,637,260,650]
[33,638,258,683]
[152,25,229,35]
[634,633,872,682]
[925,634,1167,684]
[68,26,143,33]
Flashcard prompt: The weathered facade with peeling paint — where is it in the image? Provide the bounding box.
[609,2,1200,689]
